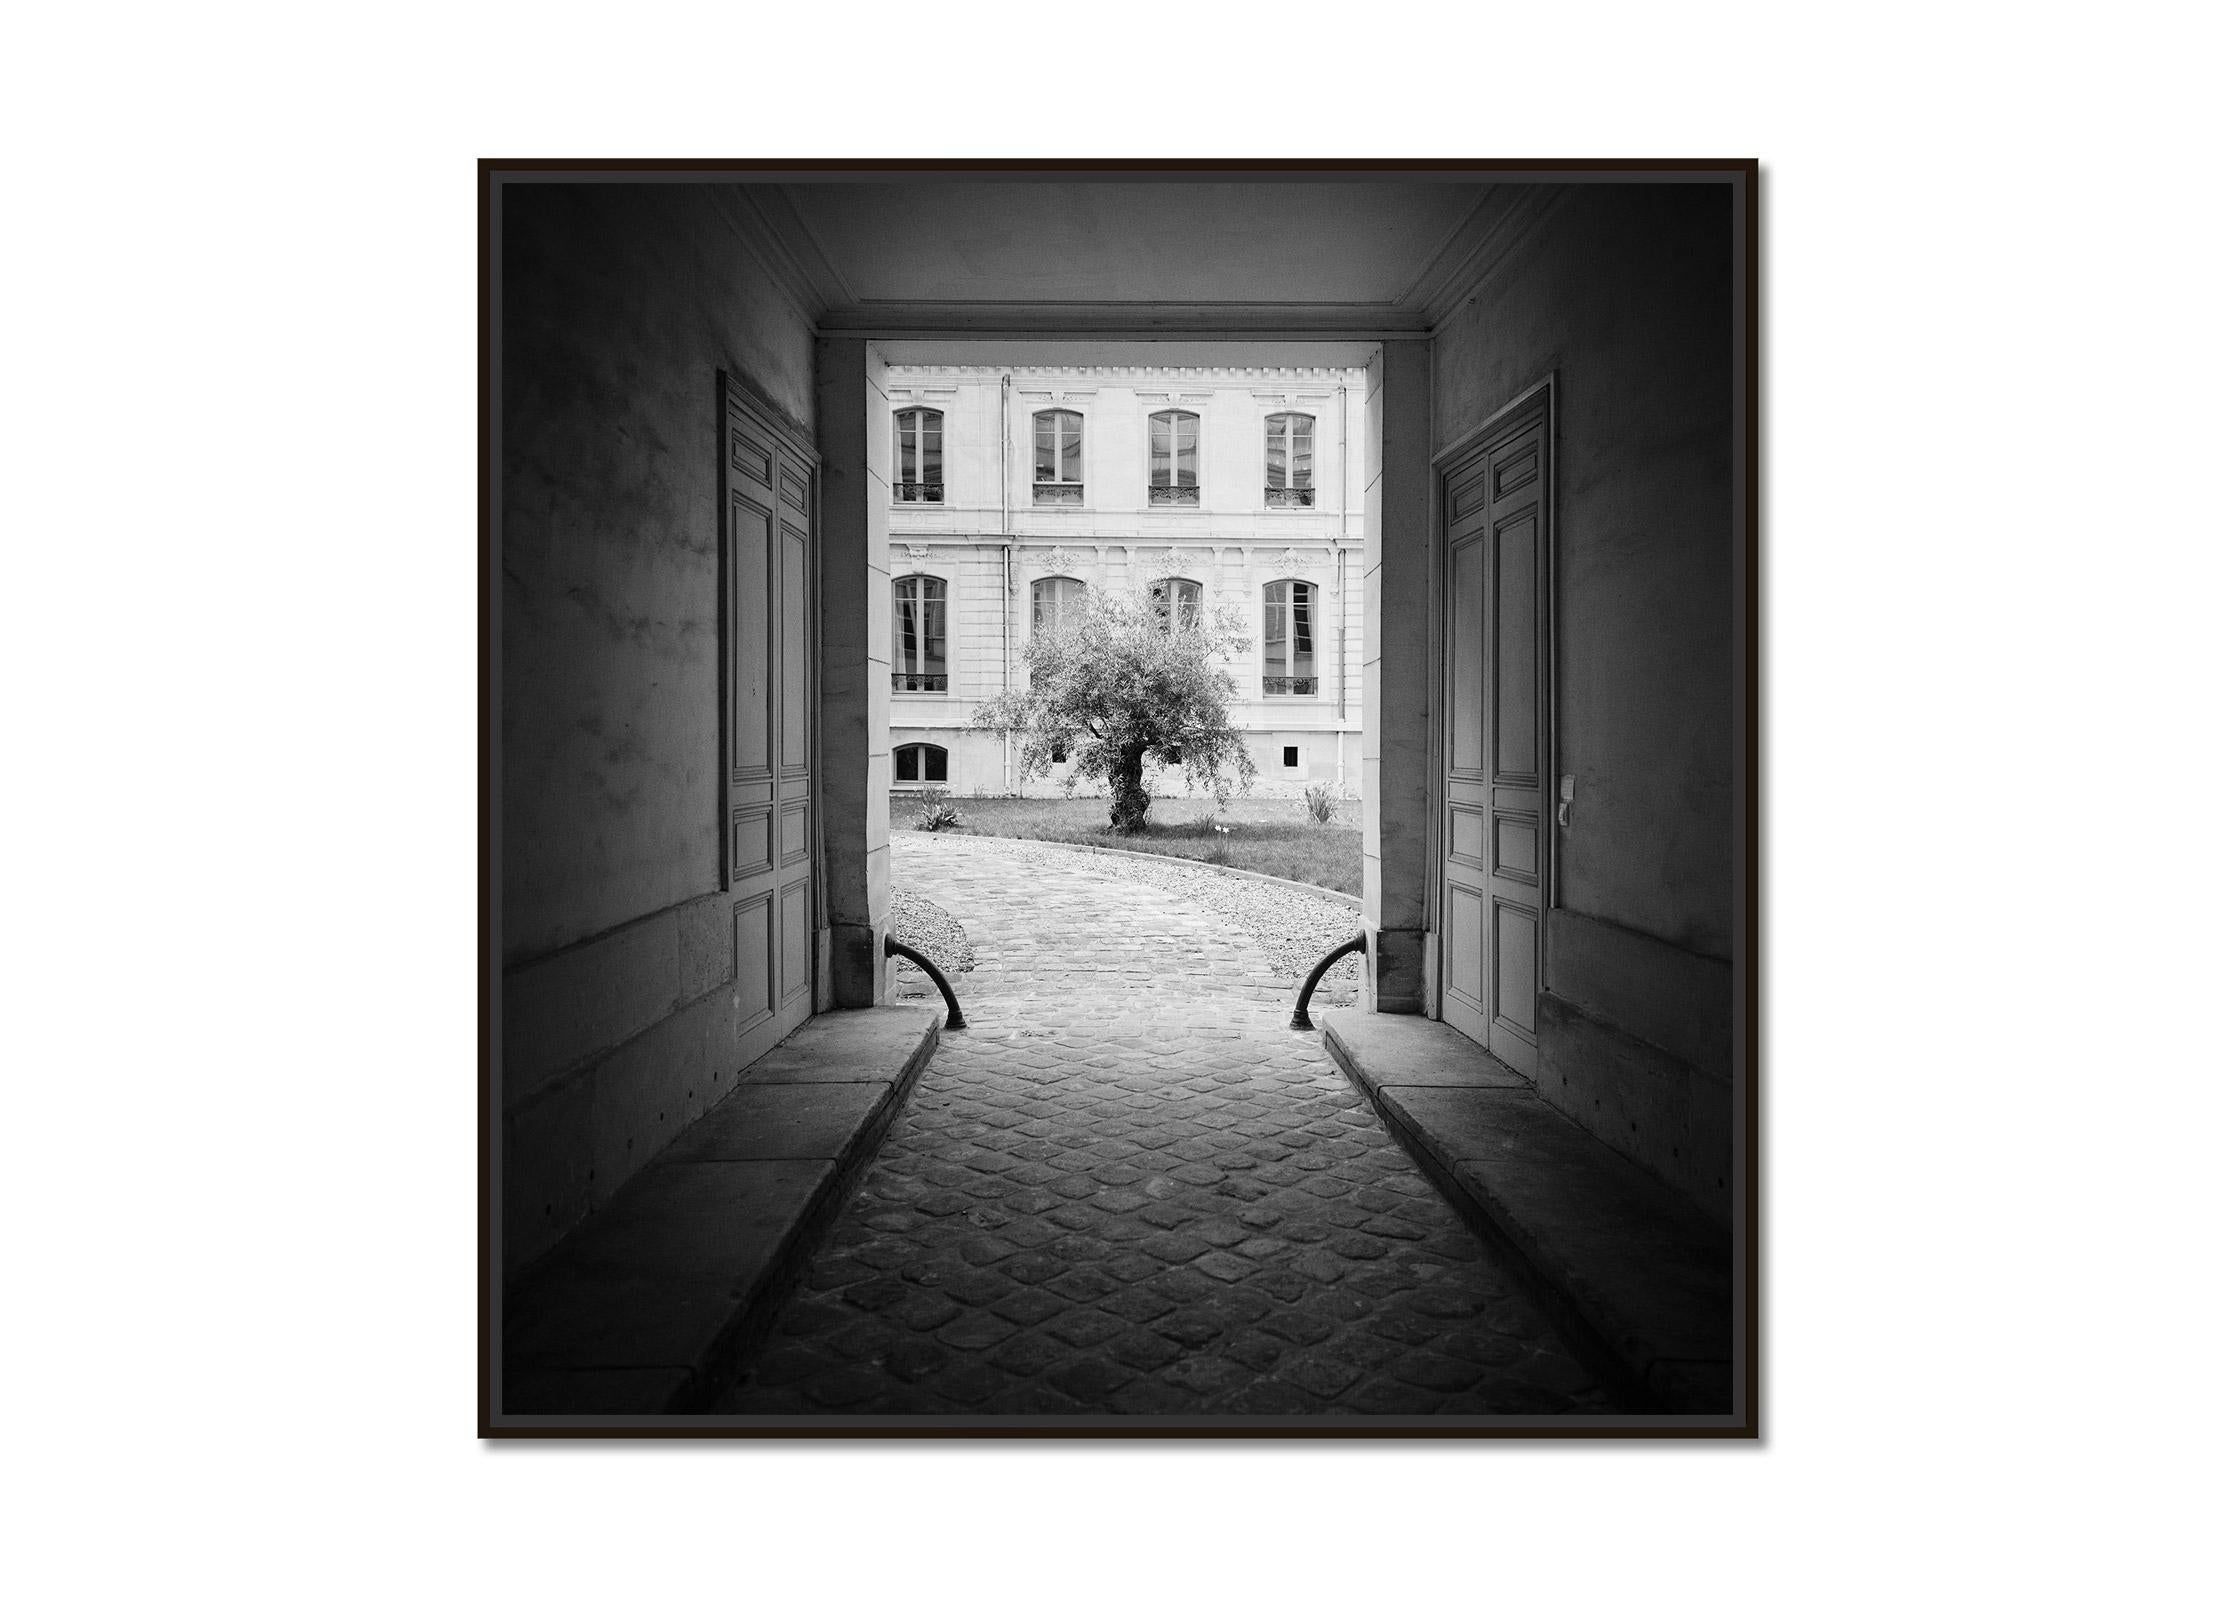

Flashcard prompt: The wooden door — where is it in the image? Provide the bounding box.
[722,377,820,1062]
[1439,400,1549,1078]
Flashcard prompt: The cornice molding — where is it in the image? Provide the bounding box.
[704,188,831,327]
[1419,186,1574,329]
[888,363,1363,381]
[816,300,1432,338]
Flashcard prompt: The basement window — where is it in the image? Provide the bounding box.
[895,743,948,784]
[1283,746,1299,768]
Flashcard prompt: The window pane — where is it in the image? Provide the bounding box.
[1176,414,1198,488]
[1035,413,1054,481]
[1264,583,1286,674]
[1293,584,1315,662]
[922,413,942,485]
[1033,576,1081,632]
[1150,416,1171,487]
[1266,415,1286,488]
[922,590,946,674]
[925,746,948,783]
[1060,413,1080,482]
[895,585,918,671]
[1291,416,1312,489]
[896,413,915,483]
[897,745,918,782]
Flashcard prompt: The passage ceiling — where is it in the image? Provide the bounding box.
[732,178,1559,336]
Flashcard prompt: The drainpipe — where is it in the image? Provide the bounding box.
[1334,381,1349,793]
[1000,372,1013,794]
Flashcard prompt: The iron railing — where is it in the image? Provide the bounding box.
[1262,675,1318,696]
[886,934,966,1029]
[894,482,943,503]
[892,673,948,692]
[1148,485,1200,506]
[1265,487,1314,508]
[1290,932,1367,1029]
[1032,483,1084,506]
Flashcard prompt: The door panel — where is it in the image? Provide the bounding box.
[724,379,820,1065]
[1439,400,1550,1077]
[1441,498,1491,1046]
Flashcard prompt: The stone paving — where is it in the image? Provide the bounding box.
[716,834,1610,1416]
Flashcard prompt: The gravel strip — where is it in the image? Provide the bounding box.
[890,884,974,974]
[900,834,1361,1001]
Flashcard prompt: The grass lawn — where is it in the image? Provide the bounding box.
[892,792,1364,896]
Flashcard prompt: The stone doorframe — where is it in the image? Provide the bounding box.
[814,335,1427,1016]
[1359,340,1436,1013]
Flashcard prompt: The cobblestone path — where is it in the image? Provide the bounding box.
[717,834,1610,1416]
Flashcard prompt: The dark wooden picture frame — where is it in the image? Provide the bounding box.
[480,159,1758,1438]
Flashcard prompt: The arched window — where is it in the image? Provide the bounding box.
[894,742,948,785]
[1149,410,1200,505]
[892,575,947,692]
[1149,577,1201,634]
[894,408,943,502]
[1263,579,1319,695]
[1031,575,1084,633]
[1265,412,1314,507]
[1032,409,1084,505]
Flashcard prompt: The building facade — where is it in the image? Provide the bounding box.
[883,364,1366,799]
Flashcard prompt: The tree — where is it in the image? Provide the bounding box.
[972,588,1256,832]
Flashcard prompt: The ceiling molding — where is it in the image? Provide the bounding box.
[1418,186,1573,328]
[818,300,1435,338]
[1391,188,1514,309]
[704,188,830,327]
[753,187,860,305]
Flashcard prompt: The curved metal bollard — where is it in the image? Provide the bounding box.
[885,934,967,1030]
[1290,931,1368,1030]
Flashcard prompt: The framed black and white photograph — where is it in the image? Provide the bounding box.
[481,162,1757,1436]
[18,1,2240,1590]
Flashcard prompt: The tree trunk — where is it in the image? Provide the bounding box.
[1108,744,1151,833]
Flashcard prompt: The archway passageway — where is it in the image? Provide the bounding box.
[720,835,1608,1415]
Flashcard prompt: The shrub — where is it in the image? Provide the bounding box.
[1301,781,1338,825]
[914,790,963,832]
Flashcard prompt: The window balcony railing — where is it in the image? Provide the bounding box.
[1032,483,1084,506]
[894,482,943,503]
[1149,485,1199,506]
[893,673,948,692]
[1263,676,1318,696]
[1265,487,1314,508]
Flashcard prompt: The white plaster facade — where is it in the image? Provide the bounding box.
[884,364,1367,800]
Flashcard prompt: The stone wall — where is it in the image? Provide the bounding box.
[499,183,819,1276]
[1430,183,1738,1221]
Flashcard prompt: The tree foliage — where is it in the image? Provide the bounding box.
[971,589,1256,832]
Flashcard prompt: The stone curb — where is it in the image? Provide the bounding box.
[917,830,1365,910]
[498,1006,945,1419]
[1320,1011,1735,1418]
